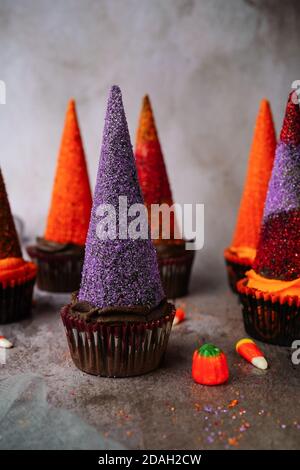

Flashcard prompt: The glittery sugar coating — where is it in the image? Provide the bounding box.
[135,95,177,241]
[263,142,300,218]
[254,93,300,280]
[0,168,22,260]
[44,100,92,246]
[231,99,276,249]
[78,86,165,309]
[280,93,300,146]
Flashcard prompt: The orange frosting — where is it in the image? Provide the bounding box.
[246,269,300,297]
[229,246,256,262]
[0,258,37,288]
[224,246,255,266]
[44,99,92,246]
[231,99,276,250]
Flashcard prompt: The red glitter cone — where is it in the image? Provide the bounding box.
[134,96,194,298]
[0,168,22,260]
[253,93,300,280]
[135,95,176,240]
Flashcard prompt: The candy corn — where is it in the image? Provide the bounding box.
[173,308,186,326]
[192,343,229,385]
[236,338,268,370]
[0,336,13,349]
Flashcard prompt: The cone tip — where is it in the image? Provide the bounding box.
[110,84,122,98]
[280,89,300,145]
[260,98,270,109]
[68,98,76,110]
[143,94,150,105]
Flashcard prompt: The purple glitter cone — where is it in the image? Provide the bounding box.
[78,86,165,308]
[263,142,300,219]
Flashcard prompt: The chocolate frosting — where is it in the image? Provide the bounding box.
[35,237,84,255]
[154,239,189,259]
[69,292,172,323]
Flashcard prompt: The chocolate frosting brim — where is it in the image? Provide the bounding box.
[155,239,195,258]
[36,237,84,253]
[69,292,173,323]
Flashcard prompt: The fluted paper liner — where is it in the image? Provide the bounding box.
[158,251,194,299]
[27,246,83,293]
[0,278,35,324]
[61,304,175,377]
[237,278,300,345]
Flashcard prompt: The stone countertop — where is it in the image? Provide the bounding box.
[0,282,299,450]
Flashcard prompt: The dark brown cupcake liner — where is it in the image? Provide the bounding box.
[61,303,175,377]
[27,246,84,293]
[158,251,195,299]
[224,249,252,293]
[0,278,35,324]
[237,278,300,346]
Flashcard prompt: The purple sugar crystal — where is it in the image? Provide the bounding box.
[263,142,300,220]
[78,86,165,309]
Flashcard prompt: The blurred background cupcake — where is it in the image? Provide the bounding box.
[135,95,194,298]
[27,100,92,293]
[237,91,300,345]
[224,99,276,292]
[0,168,37,323]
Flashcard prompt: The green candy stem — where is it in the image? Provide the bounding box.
[197,343,221,357]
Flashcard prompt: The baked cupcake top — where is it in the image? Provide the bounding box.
[78,86,165,310]
[247,92,300,295]
[227,99,276,263]
[0,168,36,287]
[135,95,183,247]
[44,99,92,247]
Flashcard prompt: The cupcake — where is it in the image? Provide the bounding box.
[224,100,276,292]
[61,86,175,377]
[0,168,37,323]
[27,100,92,293]
[135,95,194,298]
[237,92,300,345]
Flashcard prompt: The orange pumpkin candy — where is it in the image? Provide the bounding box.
[192,343,229,385]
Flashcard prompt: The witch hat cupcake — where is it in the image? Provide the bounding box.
[237,92,300,345]
[0,168,37,323]
[61,86,175,377]
[27,100,92,292]
[224,100,276,292]
[135,95,194,298]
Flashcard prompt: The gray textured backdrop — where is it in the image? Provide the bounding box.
[0,0,299,286]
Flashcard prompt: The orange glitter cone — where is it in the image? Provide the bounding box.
[236,338,268,370]
[232,99,276,250]
[44,99,92,246]
[224,99,276,292]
